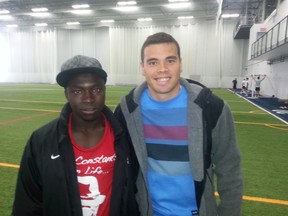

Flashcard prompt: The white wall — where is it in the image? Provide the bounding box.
[0,19,249,88]
[57,27,110,79]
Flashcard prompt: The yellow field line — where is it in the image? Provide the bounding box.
[214,192,288,206]
[0,163,20,168]
[265,124,288,130]
[0,99,64,104]
[233,110,267,114]
[0,106,118,112]
[235,121,288,128]
[235,121,286,126]
[0,99,118,107]
[0,106,284,124]
[0,107,60,113]
[242,195,288,206]
[0,162,287,206]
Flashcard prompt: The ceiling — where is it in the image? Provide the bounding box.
[0,0,277,30]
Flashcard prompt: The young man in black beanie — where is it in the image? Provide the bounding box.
[12,55,139,216]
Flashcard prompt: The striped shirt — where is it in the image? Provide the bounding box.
[141,86,198,216]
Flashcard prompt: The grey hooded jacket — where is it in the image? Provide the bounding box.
[114,78,243,216]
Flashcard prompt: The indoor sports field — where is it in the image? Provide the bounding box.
[0,83,287,215]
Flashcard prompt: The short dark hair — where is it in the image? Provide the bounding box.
[140,32,181,62]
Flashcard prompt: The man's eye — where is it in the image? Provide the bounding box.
[167,59,175,64]
[92,88,103,94]
[73,90,82,94]
[148,61,157,66]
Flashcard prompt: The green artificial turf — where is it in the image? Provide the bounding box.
[0,84,287,215]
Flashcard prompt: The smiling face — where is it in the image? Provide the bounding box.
[65,73,106,124]
[141,42,182,101]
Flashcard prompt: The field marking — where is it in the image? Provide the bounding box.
[0,99,64,104]
[0,88,58,91]
[0,163,20,168]
[1,107,287,130]
[0,106,60,113]
[248,110,267,114]
[0,161,286,207]
[0,112,57,125]
[265,124,288,130]
[214,192,288,206]
[236,94,288,125]
[235,121,288,130]
[0,105,118,112]
[1,162,287,206]
[0,99,118,109]
[235,121,287,126]
[233,110,267,114]
[242,195,288,206]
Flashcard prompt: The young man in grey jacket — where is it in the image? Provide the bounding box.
[114,32,243,216]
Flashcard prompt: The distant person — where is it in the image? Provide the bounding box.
[245,77,249,96]
[114,32,243,216]
[240,77,249,96]
[252,75,266,97]
[241,78,247,94]
[12,55,139,216]
[232,78,237,93]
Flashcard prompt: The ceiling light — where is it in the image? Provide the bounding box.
[165,2,191,9]
[117,1,137,6]
[72,4,90,9]
[29,12,50,17]
[178,16,194,19]
[70,9,92,15]
[0,15,13,20]
[168,0,189,2]
[0,10,10,14]
[32,8,48,12]
[221,13,240,18]
[100,19,115,23]
[66,22,80,25]
[137,17,152,21]
[115,6,138,12]
[6,24,18,28]
[35,23,48,27]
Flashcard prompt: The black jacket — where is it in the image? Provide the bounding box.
[12,103,139,216]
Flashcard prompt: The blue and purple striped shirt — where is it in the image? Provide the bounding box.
[141,86,198,216]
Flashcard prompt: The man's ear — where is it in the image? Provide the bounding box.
[180,58,183,73]
[140,61,145,76]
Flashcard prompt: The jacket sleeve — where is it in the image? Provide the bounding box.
[113,103,140,216]
[114,103,139,181]
[211,102,243,216]
[114,104,126,126]
[12,133,43,216]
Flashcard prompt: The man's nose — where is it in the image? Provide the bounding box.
[158,61,168,72]
[82,90,94,102]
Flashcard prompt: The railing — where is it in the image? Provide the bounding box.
[250,15,288,59]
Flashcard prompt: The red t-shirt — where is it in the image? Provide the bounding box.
[69,114,116,216]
